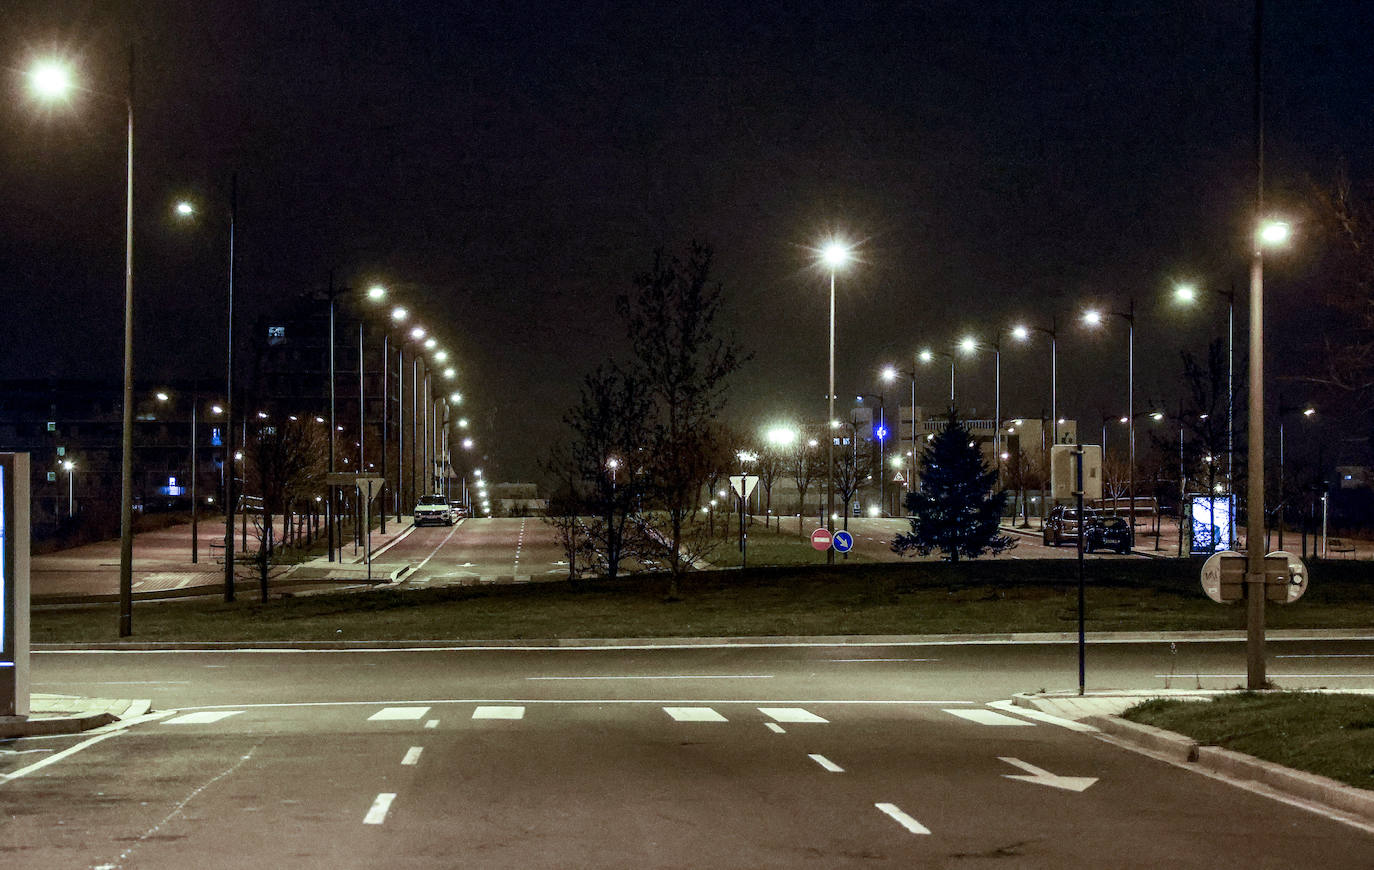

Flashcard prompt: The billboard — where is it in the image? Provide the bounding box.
[1,453,30,717]
[1050,444,1103,501]
[1189,495,1234,555]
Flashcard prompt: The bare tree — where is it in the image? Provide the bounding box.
[787,437,823,537]
[833,423,871,529]
[617,242,748,599]
[754,438,786,529]
[242,414,327,601]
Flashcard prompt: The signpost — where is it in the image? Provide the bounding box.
[1201,550,1307,606]
[1,454,31,719]
[730,474,759,568]
[810,528,833,551]
[832,530,854,553]
[328,473,385,581]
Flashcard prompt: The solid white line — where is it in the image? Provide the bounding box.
[401,747,422,766]
[1275,654,1374,659]
[527,674,773,681]
[411,523,463,575]
[765,722,786,734]
[163,711,244,725]
[808,753,844,772]
[828,658,938,662]
[0,730,122,784]
[1153,673,1374,679]
[986,700,1099,733]
[363,793,396,825]
[875,802,931,835]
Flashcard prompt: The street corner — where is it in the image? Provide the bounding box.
[1,695,152,739]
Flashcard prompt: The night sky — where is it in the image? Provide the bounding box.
[3,2,1372,481]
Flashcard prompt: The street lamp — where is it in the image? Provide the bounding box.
[856,393,887,515]
[62,460,76,518]
[29,53,138,634]
[1083,299,1136,536]
[958,330,1020,484]
[918,347,956,406]
[818,238,853,565]
[1276,401,1315,551]
[882,363,920,513]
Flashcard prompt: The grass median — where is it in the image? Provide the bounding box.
[32,558,1374,644]
[1122,692,1374,792]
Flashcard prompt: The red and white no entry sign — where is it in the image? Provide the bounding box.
[810,528,833,551]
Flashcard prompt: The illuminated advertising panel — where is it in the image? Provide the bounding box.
[1189,495,1234,555]
[1,453,31,717]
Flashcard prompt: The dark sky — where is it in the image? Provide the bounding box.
[3,2,1372,481]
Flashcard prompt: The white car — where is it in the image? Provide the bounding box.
[413,495,454,526]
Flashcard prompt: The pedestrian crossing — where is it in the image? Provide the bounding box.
[155,704,1046,728]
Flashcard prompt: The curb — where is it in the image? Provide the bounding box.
[1084,713,1374,823]
[0,698,151,739]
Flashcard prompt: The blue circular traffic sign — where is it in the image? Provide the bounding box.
[832,530,854,552]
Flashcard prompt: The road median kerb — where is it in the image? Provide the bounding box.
[1,698,151,739]
[1079,711,1374,824]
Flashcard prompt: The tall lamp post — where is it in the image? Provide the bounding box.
[1276,401,1315,551]
[27,54,138,634]
[1011,319,1057,522]
[918,347,957,407]
[819,240,852,565]
[1084,300,1136,537]
[62,460,76,518]
[1173,282,1236,500]
[881,364,918,514]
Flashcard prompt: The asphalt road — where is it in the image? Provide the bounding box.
[378,517,570,587]
[6,640,1374,868]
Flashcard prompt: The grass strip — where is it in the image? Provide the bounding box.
[1122,692,1374,791]
[32,560,1374,644]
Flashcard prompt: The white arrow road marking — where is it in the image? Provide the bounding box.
[998,757,1098,792]
[875,802,931,835]
[363,793,396,824]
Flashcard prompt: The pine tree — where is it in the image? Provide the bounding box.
[892,411,1015,562]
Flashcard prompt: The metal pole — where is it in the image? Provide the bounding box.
[190,397,198,563]
[359,322,365,475]
[909,372,916,512]
[327,273,336,563]
[994,344,1001,485]
[1178,421,1185,558]
[1245,0,1267,691]
[117,47,135,637]
[68,466,74,516]
[380,333,388,533]
[827,268,835,565]
[1127,300,1136,543]
[223,173,237,602]
[397,345,405,521]
[1076,443,1086,695]
[1278,416,1285,551]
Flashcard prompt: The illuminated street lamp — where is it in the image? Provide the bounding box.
[62,459,76,518]
[29,54,139,634]
[918,347,956,405]
[1083,299,1136,535]
[1173,281,1237,500]
[818,238,853,565]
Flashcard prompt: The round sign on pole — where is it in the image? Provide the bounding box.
[833,530,854,553]
[1267,550,1309,604]
[810,528,833,551]
[1200,550,1243,604]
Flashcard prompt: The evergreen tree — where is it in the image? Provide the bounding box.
[892,411,1015,562]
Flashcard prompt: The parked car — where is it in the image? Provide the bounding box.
[447,500,468,519]
[1042,506,1098,547]
[1085,515,1134,554]
[413,495,454,526]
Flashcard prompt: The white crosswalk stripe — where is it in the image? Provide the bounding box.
[472,706,525,719]
[943,708,1034,727]
[367,706,431,721]
[758,707,827,724]
[663,706,728,722]
[163,711,244,725]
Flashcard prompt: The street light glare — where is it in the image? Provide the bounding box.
[1259,220,1292,246]
[1174,283,1197,303]
[820,241,851,268]
[918,349,933,363]
[462,438,474,449]
[881,365,897,383]
[1011,325,1029,341]
[1303,407,1316,417]
[434,350,448,362]
[174,201,195,218]
[409,326,425,340]
[367,285,386,300]
[155,391,170,402]
[1083,309,1103,326]
[391,306,407,322]
[424,337,437,349]
[29,60,73,99]
[766,426,797,446]
[958,336,978,354]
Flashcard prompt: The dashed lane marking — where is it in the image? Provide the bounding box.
[401,747,423,766]
[808,753,844,772]
[759,707,827,724]
[363,793,396,825]
[876,802,931,835]
[765,723,786,734]
[368,706,431,721]
[424,719,439,729]
[943,708,1034,727]
[472,705,525,719]
[664,706,728,722]
[163,711,244,725]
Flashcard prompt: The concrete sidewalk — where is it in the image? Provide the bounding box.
[32,519,415,603]
[1,694,151,739]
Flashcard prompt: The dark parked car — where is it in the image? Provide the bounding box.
[1042,506,1098,547]
[1085,515,1134,554]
